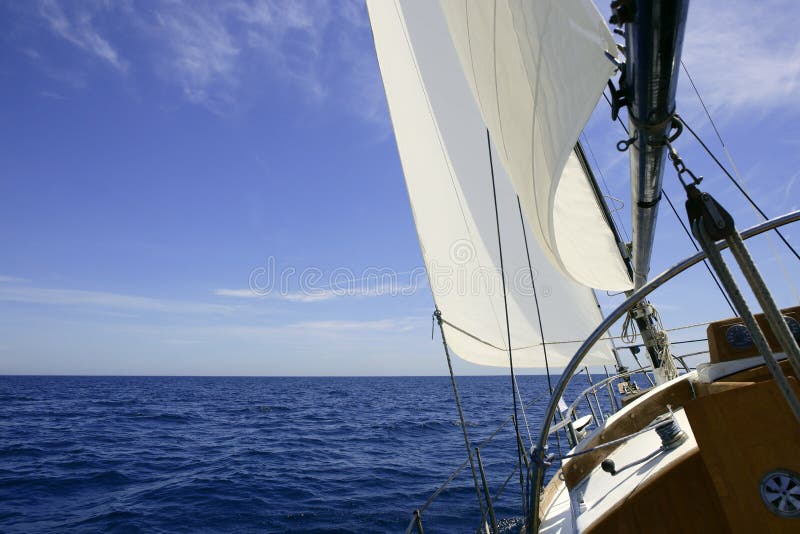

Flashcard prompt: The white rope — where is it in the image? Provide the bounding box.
[652,308,679,380]
[620,311,638,344]
[619,307,679,380]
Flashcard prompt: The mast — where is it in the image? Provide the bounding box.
[609,0,689,383]
[610,0,690,289]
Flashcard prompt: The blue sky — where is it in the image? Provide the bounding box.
[0,0,798,376]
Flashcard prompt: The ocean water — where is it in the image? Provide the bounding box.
[0,374,614,533]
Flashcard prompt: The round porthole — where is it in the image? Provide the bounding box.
[760,469,800,518]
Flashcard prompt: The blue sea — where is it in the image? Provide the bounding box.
[0,375,614,533]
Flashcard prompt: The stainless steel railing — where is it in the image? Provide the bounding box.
[549,366,654,437]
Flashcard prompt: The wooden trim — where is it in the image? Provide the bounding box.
[707,305,800,364]
[538,468,563,522]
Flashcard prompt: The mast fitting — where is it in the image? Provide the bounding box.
[606,76,628,122]
[609,0,636,25]
[667,140,704,189]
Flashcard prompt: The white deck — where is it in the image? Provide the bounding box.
[573,408,696,531]
[539,482,574,534]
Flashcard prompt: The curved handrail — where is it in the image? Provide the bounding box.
[549,366,652,435]
[528,210,800,531]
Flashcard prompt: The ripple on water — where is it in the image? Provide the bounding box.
[0,375,602,532]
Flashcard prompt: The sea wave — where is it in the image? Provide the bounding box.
[0,374,605,532]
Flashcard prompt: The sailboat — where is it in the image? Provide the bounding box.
[367,1,800,532]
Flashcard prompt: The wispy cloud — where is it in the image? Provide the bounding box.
[214,264,426,303]
[0,275,27,283]
[281,282,418,303]
[213,288,260,299]
[784,171,799,199]
[282,291,337,303]
[214,281,419,303]
[25,0,386,122]
[0,285,233,315]
[162,338,202,345]
[98,314,425,339]
[38,90,66,100]
[682,0,800,117]
[286,317,421,333]
[150,3,243,111]
[233,0,331,100]
[38,0,126,72]
[147,0,384,119]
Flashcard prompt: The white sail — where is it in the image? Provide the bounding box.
[438,0,633,291]
[367,0,615,367]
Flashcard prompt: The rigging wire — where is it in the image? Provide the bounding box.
[486,130,527,512]
[412,388,551,519]
[677,115,800,264]
[624,337,707,349]
[517,197,554,395]
[433,310,488,526]
[680,61,800,303]
[438,314,711,350]
[513,376,534,449]
[517,195,564,457]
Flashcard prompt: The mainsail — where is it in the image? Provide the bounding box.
[368,0,616,367]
